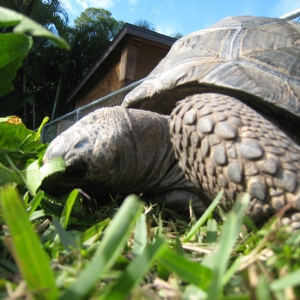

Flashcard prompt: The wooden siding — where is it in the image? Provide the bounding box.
[74,57,122,108]
[73,37,171,109]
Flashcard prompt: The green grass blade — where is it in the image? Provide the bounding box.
[202,193,250,299]
[60,195,142,300]
[80,218,111,244]
[133,213,147,256]
[184,190,223,242]
[222,256,243,286]
[29,210,46,221]
[60,189,79,228]
[205,218,218,246]
[270,268,300,291]
[0,185,58,299]
[100,236,167,300]
[255,275,272,300]
[52,217,76,251]
[28,190,44,218]
[158,248,212,290]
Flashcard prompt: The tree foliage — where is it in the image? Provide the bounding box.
[171,31,183,39]
[0,0,70,127]
[74,7,124,41]
[0,3,125,128]
[135,19,157,31]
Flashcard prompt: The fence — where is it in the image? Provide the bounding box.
[41,79,144,143]
[41,9,300,143]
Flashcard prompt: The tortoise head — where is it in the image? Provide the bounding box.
[41,111,120,197]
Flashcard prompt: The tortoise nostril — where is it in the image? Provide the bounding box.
[65,160,87,178]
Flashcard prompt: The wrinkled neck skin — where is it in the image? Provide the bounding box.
[42,107,195,200]
[119,108,193,194]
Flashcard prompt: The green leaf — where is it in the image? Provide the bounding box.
[133,213,147,256]
[0,7,70,50]
[20,157,66,195]
[60,195,142,300]
[0,162,23,186]
[0,185,59,299]
[0,33,32,97]
[100,237,167,300]
[0,122,43,169]
[158,248,212,290]
[0,34,31,68]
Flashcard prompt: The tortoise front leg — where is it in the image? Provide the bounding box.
[170,93,300,229]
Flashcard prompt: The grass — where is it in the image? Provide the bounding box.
[0,186,300,299]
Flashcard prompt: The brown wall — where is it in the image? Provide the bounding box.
[73,39,171,109]
[75,57,122,108]
[135,41,169,80]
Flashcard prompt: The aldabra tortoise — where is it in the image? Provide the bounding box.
[42,16,300,228]
[122,16,300,228]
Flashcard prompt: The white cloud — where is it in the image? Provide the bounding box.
[129,0,138,4]
[157,23,177,36]
[271,0,300,17]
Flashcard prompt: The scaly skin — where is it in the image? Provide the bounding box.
[170,93,300,229]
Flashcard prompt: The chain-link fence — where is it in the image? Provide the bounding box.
[41,79,144,143]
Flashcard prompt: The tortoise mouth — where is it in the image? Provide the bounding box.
[65,160,87,179]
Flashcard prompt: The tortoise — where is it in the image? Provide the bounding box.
[42,16,300,228]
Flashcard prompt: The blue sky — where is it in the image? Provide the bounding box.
[61,0,300,36]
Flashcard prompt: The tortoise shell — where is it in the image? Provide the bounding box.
[123,16,300,136]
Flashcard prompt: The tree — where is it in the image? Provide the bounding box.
[171,31,184,39]
[74,8,124,40]
[134,19,157,31]
[0,0,69,127]
[74,8,125,64]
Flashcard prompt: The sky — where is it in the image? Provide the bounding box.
[61,0,300,36]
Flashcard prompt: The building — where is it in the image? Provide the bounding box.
[66,23,176,109]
